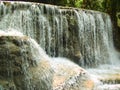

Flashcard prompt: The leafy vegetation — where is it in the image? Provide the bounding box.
[7,0,119,12]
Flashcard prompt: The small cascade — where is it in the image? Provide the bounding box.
[0,30,53,90]
[0,30,95,90]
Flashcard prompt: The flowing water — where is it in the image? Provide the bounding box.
[0,1,120,90]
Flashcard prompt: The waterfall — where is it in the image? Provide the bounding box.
[0,1,119,68]
[0,1,120,90]
[74,10,115,67]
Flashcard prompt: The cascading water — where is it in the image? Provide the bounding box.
[74,10,116,67]
[0,1,120,90]
[0,30,54,90]
[0,1,118,67]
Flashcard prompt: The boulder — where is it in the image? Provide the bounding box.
[0,34,94,90]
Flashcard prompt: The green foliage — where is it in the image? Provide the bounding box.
[75,0,83,7]
[53,0,83,8]
[82,0,105,11]
[12,0,120,12]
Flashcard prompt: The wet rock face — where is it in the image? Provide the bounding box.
[62,11,82,64]
[113,12,120,51]
[0,36,29,77]
[117,12,120,27]
[0,35,94,90]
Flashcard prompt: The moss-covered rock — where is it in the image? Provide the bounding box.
[117,12,120,27]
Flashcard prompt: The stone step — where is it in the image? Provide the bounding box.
[98,74,120,84]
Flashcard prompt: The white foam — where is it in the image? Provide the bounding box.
[0,28,24,36]
[29,38,51,63]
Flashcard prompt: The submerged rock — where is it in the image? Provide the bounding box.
[0,34,94,90]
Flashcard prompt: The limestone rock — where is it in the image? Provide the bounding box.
[51,57,94,90]
[0,35,53,90]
